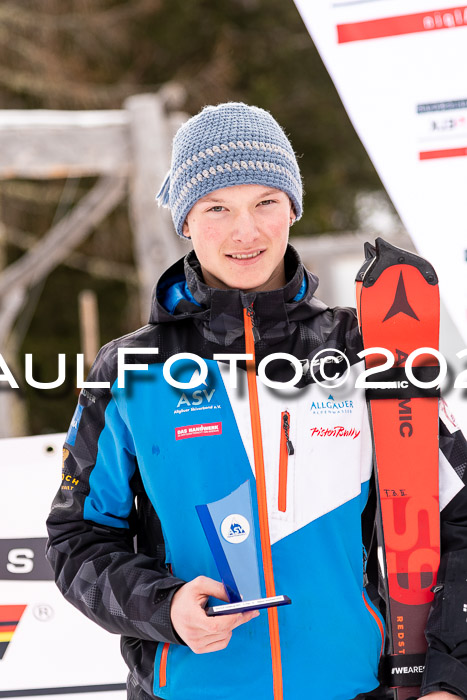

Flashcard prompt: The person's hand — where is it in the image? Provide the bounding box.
[420,692,462,699]
[170,576,259,653]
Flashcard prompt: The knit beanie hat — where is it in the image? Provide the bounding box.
[156,102,303,237]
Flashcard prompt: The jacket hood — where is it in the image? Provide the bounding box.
[149,244,328,346]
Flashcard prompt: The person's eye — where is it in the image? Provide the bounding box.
[258,199,276,206]
[208,205,225,212]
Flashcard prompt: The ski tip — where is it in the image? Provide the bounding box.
[361,237,438,287]
[364,241,377,259]
[355,242,377,281]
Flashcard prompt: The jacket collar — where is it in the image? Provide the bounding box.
[151,244,327,347]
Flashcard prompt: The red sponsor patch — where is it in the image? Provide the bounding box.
[337,6,467,44]
[175,422,222,440]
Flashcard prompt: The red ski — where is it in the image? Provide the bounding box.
[357,238,441,700]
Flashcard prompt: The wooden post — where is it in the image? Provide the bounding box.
[0,223,28,438]
[0,221,13,438]
[78,290,100,373]
[124,94,188,323]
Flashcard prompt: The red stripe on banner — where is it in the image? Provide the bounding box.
[337,6,467,43]
[0,605,27,623]
[420,146,467,160]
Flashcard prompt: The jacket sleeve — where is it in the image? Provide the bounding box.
[46,347,186,644]
[420,400,467,699]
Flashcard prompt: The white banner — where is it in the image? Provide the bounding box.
[294,0,467,347]
[0,433,127,699]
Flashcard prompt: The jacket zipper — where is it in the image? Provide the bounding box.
[158,562,174,687]
[243,305,284,700]
[362,546,384,658]
[159,642,170,687]
[278,411,294,513]
[362,545,369,588]
[362,592,385,658]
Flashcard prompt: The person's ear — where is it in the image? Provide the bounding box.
[289,199,296,226]
[182,220,191,238]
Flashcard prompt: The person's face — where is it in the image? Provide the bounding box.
[182,184,295,292]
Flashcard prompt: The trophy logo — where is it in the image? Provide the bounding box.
[196,480,291,616]
[221,514,250,544]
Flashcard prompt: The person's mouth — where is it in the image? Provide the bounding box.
[227,249,265,260]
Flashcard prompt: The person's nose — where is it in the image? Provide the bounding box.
[231,210,260,245]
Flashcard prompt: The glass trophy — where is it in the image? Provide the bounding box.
[196,480,291,616]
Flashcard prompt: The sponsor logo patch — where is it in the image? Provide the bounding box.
[440,398,459,434]
[81,388,96,404]
[175,422,222,440]
[310,426,360,440]
[61,448,80,491]
[391,665,425,675]
[310,394,354,415]
[66,404,83,446]
[174,388,222,415]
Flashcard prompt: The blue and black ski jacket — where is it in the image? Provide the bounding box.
[46,246,467,700]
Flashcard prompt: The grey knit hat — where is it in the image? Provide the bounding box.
[156,102,303,237]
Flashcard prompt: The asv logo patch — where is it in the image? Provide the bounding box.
[221,514,250,544]
[174,388,221,415]
[177,388,215,408]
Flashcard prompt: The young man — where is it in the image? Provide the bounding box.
[46,103,467,700]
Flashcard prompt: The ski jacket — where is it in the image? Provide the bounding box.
[46,245,467,700]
